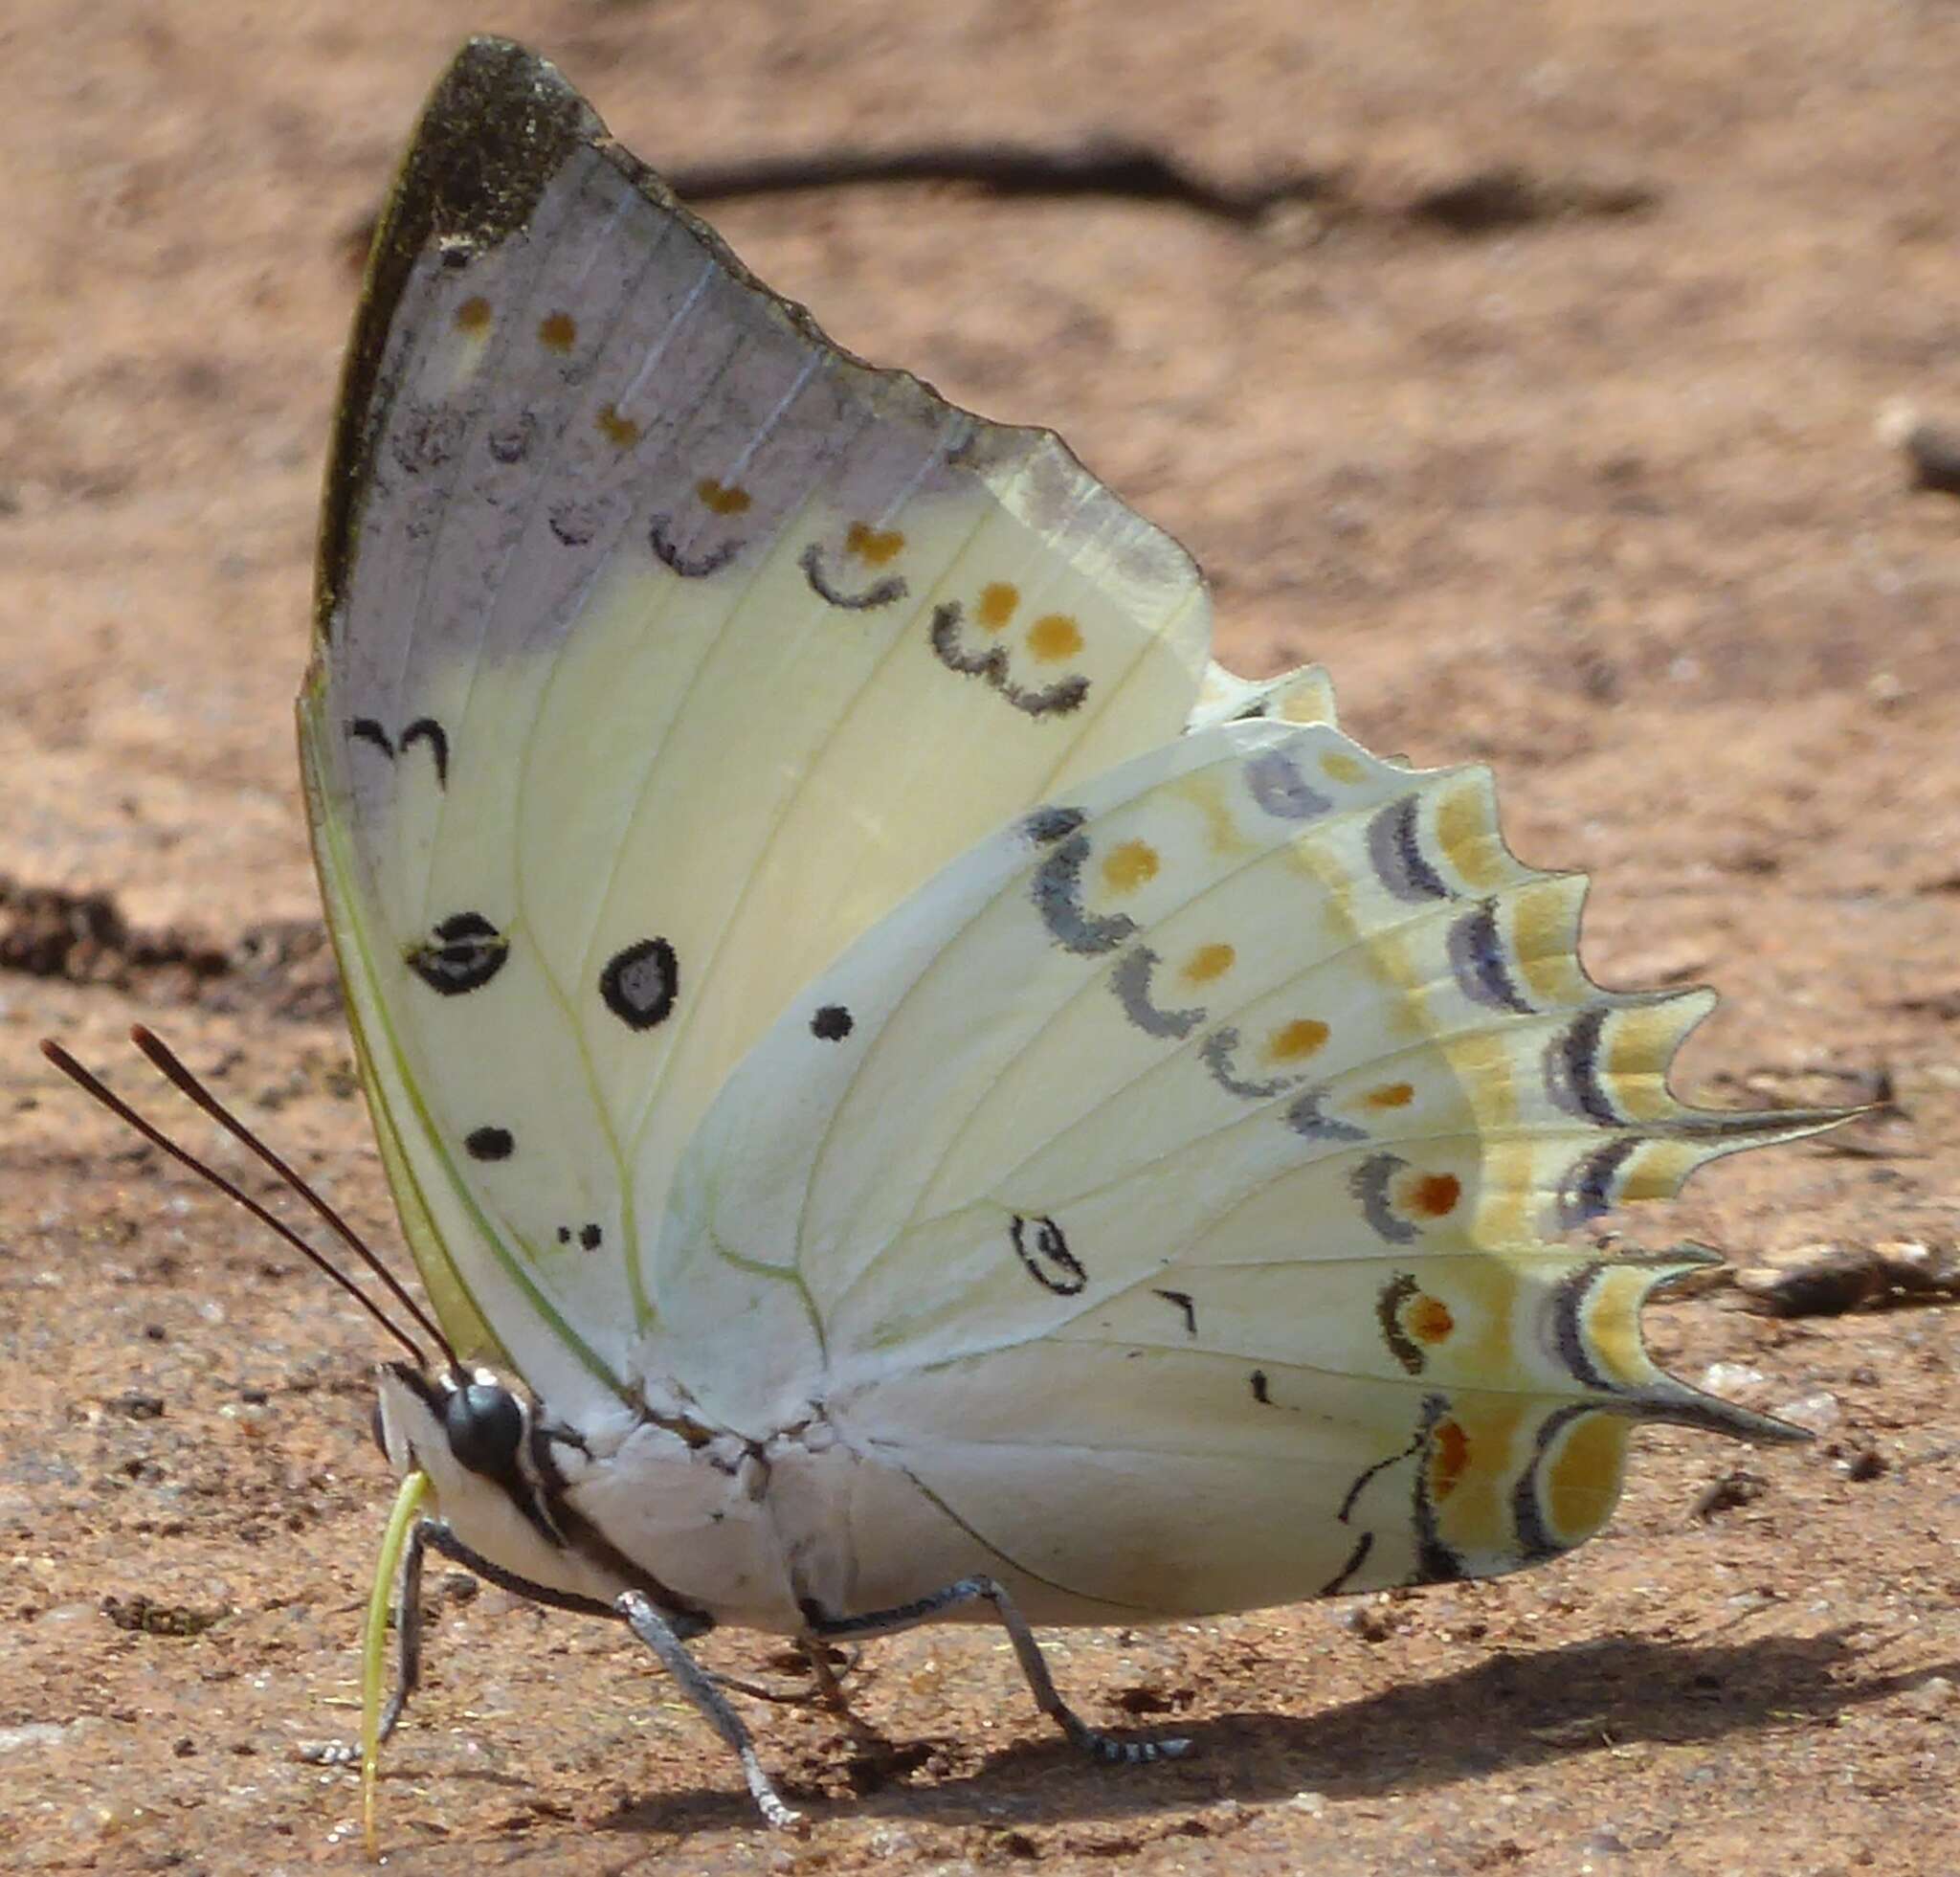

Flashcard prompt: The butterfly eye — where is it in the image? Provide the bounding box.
[369,1397,389,1461]
[443,1381,525,1477]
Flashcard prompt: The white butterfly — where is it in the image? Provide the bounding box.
[167,34,1861,1837]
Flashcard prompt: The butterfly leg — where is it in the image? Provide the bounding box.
[615,1590,804,1830]
[808,1576,1192,1765]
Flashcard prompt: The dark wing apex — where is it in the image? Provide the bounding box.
[315,37,595,647]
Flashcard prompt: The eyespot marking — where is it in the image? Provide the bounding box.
[600,938,679,1031]
[698,479,752,515]
[454,296,492,333]
[929,602,1090,717]
[538,311,577,351]
[465,1126,514,1162]
[800,541,907,610]
[1369,796,1450,903]
[1244,749,1331,821]
[1109,946,1205,1039]
[406,910,507,995]
[1010,1214,1085,1295]
[1031,833,1136,955]
[650,516,740,579]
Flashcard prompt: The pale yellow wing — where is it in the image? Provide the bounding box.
[653,716,1844,1615]
[300,39,1210,1411]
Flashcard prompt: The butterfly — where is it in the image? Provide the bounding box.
[60,34,1849,1845]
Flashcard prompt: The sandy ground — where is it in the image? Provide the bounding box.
[4,2,1960,1870]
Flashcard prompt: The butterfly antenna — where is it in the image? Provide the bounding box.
[123,1026,460,1371]
[39,1034,448,1372]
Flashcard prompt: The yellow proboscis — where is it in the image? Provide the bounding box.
[362,1468,430,1858]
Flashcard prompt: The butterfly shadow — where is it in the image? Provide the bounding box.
[601,1624,1941,1840]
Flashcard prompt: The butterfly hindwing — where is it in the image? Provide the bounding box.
[652,718,1839,1615]
[301,40,1212,1401]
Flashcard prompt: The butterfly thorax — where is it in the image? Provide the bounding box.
[373,1360,839,1633]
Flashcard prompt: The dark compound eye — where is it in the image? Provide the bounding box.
[443,1380,524,1477]
[369,1396,389,1460]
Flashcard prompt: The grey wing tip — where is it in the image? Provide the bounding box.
[1641,1385,1815,1447]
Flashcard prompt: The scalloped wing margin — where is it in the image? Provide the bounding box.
[650,715,1847,1615]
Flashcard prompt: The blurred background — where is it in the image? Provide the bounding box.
[3,3,1958,1869]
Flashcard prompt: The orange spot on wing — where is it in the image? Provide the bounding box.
[697,479,752,515]
[846,522,905,564]
[1406,1293,1454,1343]
[1266,1017,1329,1063]
[977,582,1018,630]
[1544,1412,1628,1539]
[538,311,577,352]
[595,404,640,448]
[1365,1082,1414,1108]
[1430,1417,1470,1500]
[1026,614,1083,663]
[1181,942,1236,984]
[454,296,492,334]
[1321,750,1366,784]
[1101,840,1160,895]
[1408,1172,1461,1218]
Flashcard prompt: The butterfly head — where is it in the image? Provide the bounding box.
[368,1360,600,1599]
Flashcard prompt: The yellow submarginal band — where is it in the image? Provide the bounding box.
[363,1468,430,1859]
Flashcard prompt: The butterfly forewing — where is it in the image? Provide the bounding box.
[301,40,1211,1391]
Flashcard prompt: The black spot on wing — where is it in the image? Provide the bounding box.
[407,910,508,995]
[1250,1369,1272,1405]
[811,1004,854,1040]
[465,1126,514,1162]
[600,939,679,1031]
